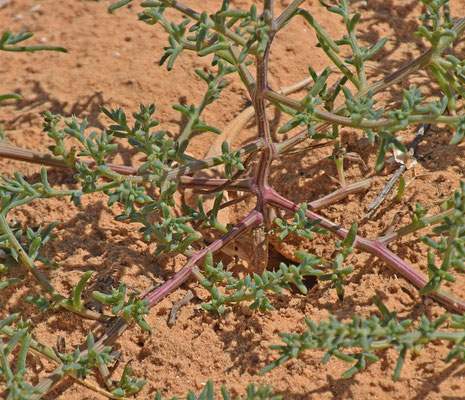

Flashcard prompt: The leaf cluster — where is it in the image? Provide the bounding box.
[200,250,325,314]
[419,182,465,294]
[273,203,328,241]
[262,297,465,381]
[0,316,43,400]
[92,283,152,332]
[59,333,114,379]
[154,379,281,400]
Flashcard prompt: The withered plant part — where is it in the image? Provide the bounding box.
[364,123,430,219]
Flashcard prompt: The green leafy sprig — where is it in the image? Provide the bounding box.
[59,333,114,379]
[273,203,328,241]
[174,62,236,142]
[92,283,152,332]
[0,318,43,400]
[200,251,325,315]
[219,4,272,62]
[0,30,66,53]
[112,364,147,397]
[318,222,357,300]
[419,182,465,294]
[261,297,465,381]
[154,379,281,400]
[219,141,245,179]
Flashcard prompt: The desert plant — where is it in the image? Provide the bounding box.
[1,0,465,398]
[0,30,66,140]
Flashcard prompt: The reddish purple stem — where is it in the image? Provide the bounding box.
[265,188,465,312]
[144,210,264,308]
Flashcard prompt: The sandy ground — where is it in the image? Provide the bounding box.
[1,0,465,398]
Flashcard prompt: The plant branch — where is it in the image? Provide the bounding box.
[32,209,265,397]
[274,0,305,31]
[275,17,465,154]
[0,139,264,186]
[0,215,109,321]
[157,0,251,50]
[264,189,465,313]
[379,207,455,246]
[0,325,131,399]
[266,89,463,130]
[308,178,372,210]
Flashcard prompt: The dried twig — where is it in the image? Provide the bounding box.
[364,124,430,219]
[168,290,194,325]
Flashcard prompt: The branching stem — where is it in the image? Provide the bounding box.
[264,189,465,312]
[0,215,109,321]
